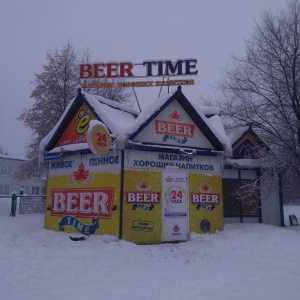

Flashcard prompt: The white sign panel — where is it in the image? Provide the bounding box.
[132,100,214,149]
[124,150,221,173]
[48,150,121,176]
[162,170,189,242]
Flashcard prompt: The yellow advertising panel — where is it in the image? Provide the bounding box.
[122,149,223,243]
[44,151,121,237]
[122,170,162,244]
[189,173,223,234]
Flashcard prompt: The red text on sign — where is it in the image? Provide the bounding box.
[191,193,220,204]
[97,133,107,147]
[126,192,160,203]
[51,188,114,218]
[79,63,134,78]
[155,120,195,137]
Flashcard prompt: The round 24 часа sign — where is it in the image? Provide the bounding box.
[87,120,112,155]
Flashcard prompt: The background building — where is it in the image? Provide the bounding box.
[0,154,45,196]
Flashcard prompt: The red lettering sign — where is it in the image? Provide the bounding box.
[79,59,198,79]
[191,193,220,204]
[79,63,134,79]
[126,192,160,203]
[51,188,114,218]
[155,120,195,137]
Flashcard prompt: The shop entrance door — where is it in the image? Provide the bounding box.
[162,170,189,242]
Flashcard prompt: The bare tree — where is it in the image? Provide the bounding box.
[220,0,300,177]
[15,42,134,180]
[15,42,79,179]
[79,49,133,105]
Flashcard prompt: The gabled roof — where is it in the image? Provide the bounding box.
[40,86,230,159]
[225,125,267,165]
[128,86,225,151]
[82,91,139,140]
[40,89,138,155]
[226,125,250,145]
[227,125,265,147]
[0,154,26,161]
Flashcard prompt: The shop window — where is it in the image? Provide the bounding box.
[223,180,240,216]
[23,186,30,195]
[0,165,9,176]
[240,181,260,216]
[41,186,46,195]
[244,150,250,158]
[31,186,40,195]
[223,179,260,218]
[0,185,10,195]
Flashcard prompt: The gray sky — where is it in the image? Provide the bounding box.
[0,0,287,157]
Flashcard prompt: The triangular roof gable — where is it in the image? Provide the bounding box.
[45,89,139,153]
[45,90,105,152]
[232,126,266,159]
[129,86,223,151]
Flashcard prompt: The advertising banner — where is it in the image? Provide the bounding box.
[122,170,162,244]
[45,152,121,236]
[189,173,223,234]
[55,103,96,148]
[162,170,189,242]
[124,149,221,173]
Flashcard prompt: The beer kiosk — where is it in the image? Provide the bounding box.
[41,86,228,244]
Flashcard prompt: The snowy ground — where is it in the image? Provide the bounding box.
[0,197,300,300]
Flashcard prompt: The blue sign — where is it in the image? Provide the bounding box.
[132,203,154,211]
[163,135,188,144]
[58,216,99,235]
[196,204,215,211]
[44,152,61,161]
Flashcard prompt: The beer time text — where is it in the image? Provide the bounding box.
[79,59,198,79]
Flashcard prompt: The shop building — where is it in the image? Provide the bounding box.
[40,86,231,243]
[40,86,285,243]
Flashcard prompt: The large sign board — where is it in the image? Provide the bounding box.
[124,150,221,173]
[80,59,198,88]
[45,152,121,237]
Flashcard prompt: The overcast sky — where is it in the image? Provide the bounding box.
[0,0,287,157]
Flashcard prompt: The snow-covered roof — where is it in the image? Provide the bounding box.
[126,87,231,155]
[0,154,26,161]
[225,158,261,169]
[226,126,249,145]
[39,90,138,159]
[206,115,232,157]
[82,91,138,141]
[40,87,232,159]
[126,89,178,137]
[192,101,221,117]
